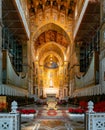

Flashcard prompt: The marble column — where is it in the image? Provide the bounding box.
[0,0,2,84]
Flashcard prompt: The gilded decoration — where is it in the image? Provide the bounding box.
[47,100,57,110]
[47,95,57,110]
[29,0,74,41]
[32,23,71,45]
[29,0,74,98]
[44,55,59,69]
[28,0,76,17]
[35,30,69,48]
[39,51,63,66]
[37,42,65,64]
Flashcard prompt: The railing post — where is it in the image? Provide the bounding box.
[85,100,95,130]
[0,100,21,130]
[11,100,18,113]
[87,100,94,113]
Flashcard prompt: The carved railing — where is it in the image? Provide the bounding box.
[0,101,20,130]
[86,101,105,130]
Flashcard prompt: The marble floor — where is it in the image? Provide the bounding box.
[21,104,84,130]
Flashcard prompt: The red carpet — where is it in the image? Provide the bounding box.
[47,110,57,116]
[36,109,69,120]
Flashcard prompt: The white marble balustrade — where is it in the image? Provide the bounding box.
[86,101,105,130]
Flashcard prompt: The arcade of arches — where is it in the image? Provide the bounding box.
[0,0,105,107]
[32,25,72,98]
[1,0,105,129]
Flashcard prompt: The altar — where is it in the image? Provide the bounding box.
[44,88,59,97]
[46,94,57,110]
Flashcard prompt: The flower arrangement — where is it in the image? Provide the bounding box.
[68,101,87,114]
[94,101,105,112]
[68,108,85,114]
[0,102,7,112]
[69,101,105,114]
[18,109,36,114]
[79,101,87,109]
[19,109,37,121]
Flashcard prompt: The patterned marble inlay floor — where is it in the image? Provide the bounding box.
[22,120,68,130]
[21,108,84,130]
